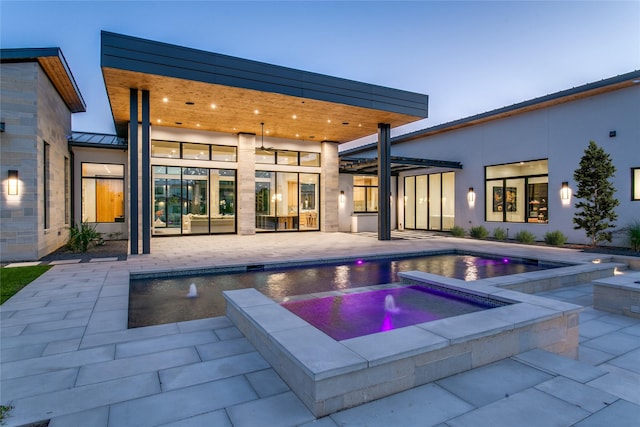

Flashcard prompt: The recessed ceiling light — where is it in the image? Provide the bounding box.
[358,124,362,127]
[254,109,259,114]
[162,97,168,103]
[196,124,200,127]
[211,103,217,109]
[185,101,195,105]
[296,133,299,137]
[157,119,161,123]
[292,114,297,119]
[327,119,331,123]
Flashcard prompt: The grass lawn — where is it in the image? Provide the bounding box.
[1,265,51,304]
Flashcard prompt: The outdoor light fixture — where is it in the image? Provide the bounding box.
[339,190,346,205]
[8,170,18,195]
[467,187,475,204]
[561,182,570,200]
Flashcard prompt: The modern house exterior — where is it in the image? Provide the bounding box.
[0,48,86,261]
[339,71,640,246]
[1,32,638,263]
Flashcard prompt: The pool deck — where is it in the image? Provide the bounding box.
[1,232,639,426]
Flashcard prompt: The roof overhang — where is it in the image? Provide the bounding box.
[0,48,86,113]
[340,156,462,175]
[101,31,428,142]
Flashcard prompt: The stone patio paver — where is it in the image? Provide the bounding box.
[1,232,639,427]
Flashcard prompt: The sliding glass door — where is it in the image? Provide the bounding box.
[152,166,236,235]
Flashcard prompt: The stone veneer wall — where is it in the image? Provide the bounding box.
[321,141,339,232]
[1,62,72,261]
[237,133,256,235]
[36,63,73,258]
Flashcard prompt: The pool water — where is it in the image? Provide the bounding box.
[129,253,550,327]
[281,285,505,340]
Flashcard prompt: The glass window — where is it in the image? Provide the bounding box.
[442,172,455,230]
[64,157,70,225]
[82,163,125,223]
[404,176,415,229]
[416,175,428,229]
[44,141,50,229]
[256,149,276,164]
[353,175,378,213]
[300,174,319,230]
[212,145,237,162]
[485,160,548,223]
[151,140,180,158]
[300,152,320,167]
[633,168,640,201]
[277,151,298,165]
[429,174,441,229]
[183,143,209,160]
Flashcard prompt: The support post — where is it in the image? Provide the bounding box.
[129,89,138,255]
[141,90,151,254]
[378,123,391,240]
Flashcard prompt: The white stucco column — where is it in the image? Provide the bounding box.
[321,141,339,232]
[237,133,256,235]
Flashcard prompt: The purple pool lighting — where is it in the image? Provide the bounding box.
[281,286,504,341]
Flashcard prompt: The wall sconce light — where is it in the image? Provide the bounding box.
[339,190,345,205]
[467,187,475,204]
[8,170,18,195]
[561,182,570,200]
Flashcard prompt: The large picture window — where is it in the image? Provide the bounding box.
[485,159,548,223]
[353,176,378,213]
[255,171,319,231]
[152,166,236,235]
[82,163,125,223]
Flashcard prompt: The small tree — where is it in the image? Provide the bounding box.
[572,141,619,246]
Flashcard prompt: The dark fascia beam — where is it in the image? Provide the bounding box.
[389,156,462,169]
[340,156,462,170]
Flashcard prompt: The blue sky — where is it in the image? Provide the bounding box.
[2,1,639,144]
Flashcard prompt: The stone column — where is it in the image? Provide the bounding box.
[321,141,339,232]
[237,133,256,235]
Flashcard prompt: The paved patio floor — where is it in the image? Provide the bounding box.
[1,232,639,426]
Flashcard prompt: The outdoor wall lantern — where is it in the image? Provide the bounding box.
[339,190,346,205]
[561,181,570,201]
[467,187,475,204]
[8,170,18,195]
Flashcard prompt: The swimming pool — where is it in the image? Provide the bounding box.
[129,252,554,327]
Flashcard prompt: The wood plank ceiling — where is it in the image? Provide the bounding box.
[102,68,424,144]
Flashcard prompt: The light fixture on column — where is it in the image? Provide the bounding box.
[339,190,345,205]
[8,170,18,195]
[561,182,570,200]
[467,187,475,204]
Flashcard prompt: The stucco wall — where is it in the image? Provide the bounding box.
[72,146,128,240]
[388,85,640,245]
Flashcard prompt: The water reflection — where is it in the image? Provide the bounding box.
[129,254,550,327]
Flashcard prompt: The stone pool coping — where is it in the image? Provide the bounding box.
[224,274,582,417]
[592,271,640,318]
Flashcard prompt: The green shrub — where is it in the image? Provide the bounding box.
[67,222,103,253]
[621,220,640,251]
[515,230,536,244]
[469,225,489,239]
[544,230,567,246]
[493,227,508,241]
[450,225,466,237]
